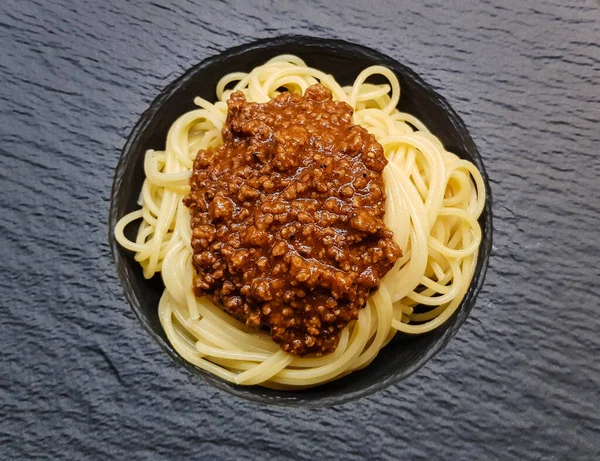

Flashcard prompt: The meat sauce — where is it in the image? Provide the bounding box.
[183,84,401,356]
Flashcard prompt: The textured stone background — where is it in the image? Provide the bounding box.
[1,0,599,459]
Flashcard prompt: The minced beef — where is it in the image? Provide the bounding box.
[183,84,401,356]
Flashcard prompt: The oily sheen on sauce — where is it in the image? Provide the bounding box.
[184,84,401,356]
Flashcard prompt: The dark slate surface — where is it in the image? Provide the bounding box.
[1,0,599,459]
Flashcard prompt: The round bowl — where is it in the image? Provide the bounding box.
[109,35,493,407]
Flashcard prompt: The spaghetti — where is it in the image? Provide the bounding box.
[115,55,485,388]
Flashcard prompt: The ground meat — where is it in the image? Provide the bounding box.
[183,84,401,356]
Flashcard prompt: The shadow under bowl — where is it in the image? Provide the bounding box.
[109,35,493,408]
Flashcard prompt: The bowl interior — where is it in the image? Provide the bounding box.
[109,36,492,407]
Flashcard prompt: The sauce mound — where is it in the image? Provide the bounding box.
[184,84,401,356]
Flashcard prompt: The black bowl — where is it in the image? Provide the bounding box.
[109,35,492,407]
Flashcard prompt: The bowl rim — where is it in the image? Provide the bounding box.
[108,34,493,408]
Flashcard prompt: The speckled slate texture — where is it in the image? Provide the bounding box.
[1,0,599,459]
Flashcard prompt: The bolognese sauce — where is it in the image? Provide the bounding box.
[183,84,401,356]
